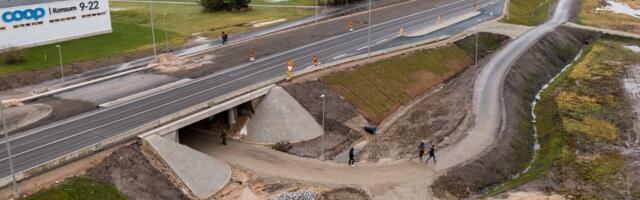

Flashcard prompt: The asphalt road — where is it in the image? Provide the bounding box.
[0,0,503,179]
[436,0,575,170]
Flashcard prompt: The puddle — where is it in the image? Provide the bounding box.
[596,0,640,18]
[624,45,640,53]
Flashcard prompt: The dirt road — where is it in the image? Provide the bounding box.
[181,132,438,199]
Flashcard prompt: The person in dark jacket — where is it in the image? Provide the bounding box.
[426,145,436,164]
[221,31,228,45]
[220,129,227,145]
[348,147,356,166]
[418,140,426,161]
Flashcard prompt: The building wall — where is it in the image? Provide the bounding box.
[0,0,111,49]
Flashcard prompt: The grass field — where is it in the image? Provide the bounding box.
[0,23,178,75]
[23,176,127,200]
[501,0,551,26]
[321,33,506,123]
[111,2,314,37]
[0,1,313,75]
[487,38,640,197]
[577,0,640,34]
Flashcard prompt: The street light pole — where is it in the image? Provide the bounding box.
[320,94,325,157]
[315,0,318,23]
[149,1,157,57]
[163,13,169,52]
[367,0,372,62]
[0,103,18,197]
[475,23,479,67]
[55,45,64,82]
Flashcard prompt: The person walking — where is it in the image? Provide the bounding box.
[221,31,228,45]
[220,129,227,145]
[418,140,426,161]
[348,147,356,166]
[426,145,436,164]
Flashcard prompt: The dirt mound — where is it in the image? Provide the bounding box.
[150,53,214,74]
[431,27,600,198]
[283,80,358,123]
[319,187,370,200]
[87,142,188,200]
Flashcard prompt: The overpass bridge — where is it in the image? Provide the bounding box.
[0,0,505,187]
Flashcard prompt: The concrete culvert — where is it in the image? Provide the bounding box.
[245,86,323,144]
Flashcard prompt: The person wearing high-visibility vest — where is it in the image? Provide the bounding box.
[349,21,354,31]
[312,56,318,66]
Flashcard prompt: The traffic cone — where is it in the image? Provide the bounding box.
[249,48,255,62]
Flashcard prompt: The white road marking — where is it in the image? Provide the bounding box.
[333,54,348,60]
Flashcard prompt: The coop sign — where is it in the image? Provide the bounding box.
[2,8,46,23]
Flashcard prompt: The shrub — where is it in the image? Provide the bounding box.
[3,47,26,65]
[200,0,250,12]
[272,141,292,152]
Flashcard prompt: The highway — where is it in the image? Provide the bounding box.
[0,0,503,179]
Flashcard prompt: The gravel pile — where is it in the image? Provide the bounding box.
[272,191,316,200]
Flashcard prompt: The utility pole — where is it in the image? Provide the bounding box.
[315,0,318,23]
[367,0,372,62]
[55,45,64,83]
[149,1,157,57]
[0,102,18,197]
[320,94,326,157]
[163,13,169,53]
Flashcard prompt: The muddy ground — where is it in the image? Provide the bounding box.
[86,142,189,200]
[431,27,600,198]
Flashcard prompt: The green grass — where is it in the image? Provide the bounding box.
[321,34,506,123]
[22,176,127,200]
[501,0,551,26]
[111,2,314,37]
[486,50,579,196]
[487,38,640,197]
[0,23,178,75]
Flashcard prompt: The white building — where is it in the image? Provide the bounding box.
[0,0,112,50]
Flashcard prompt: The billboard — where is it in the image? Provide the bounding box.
[0,0,112,50]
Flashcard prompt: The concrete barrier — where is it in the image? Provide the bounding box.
[405,11,481,37]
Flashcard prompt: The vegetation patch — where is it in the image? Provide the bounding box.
[501,0,551,26]
[321,33,507,123]
[489,38,640,197]
[577,0,640,34]
[22,176,127,200]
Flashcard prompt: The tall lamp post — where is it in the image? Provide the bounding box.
[315,0,318,23]
[149,1,157,57]
[320,94,326,157]
[366,0,372,62]
[55,45,64,83]
[0,102,18,196]
[475,19,480,68]
[163,13,170,53]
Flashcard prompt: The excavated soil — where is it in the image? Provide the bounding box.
[9,97,95,134]
[86,142,188,200]
[432,27,600,198]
